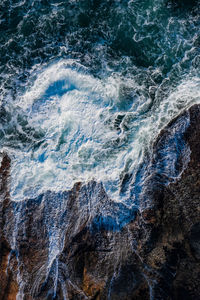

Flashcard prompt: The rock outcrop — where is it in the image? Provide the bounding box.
[0,104,200,299]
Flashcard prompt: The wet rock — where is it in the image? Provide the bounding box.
[189,223,200,260]
[0,154,18,300]
[0,104,200,299]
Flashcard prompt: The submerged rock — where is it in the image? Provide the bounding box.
[0,104,200,299]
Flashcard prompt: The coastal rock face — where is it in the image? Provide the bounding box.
[0,154,18,300]
[0,104,200,299]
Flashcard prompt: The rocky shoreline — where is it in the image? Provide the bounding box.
[0,104,200,300]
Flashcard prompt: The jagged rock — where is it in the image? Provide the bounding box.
[0,154,18,300]
[0,105,200,299]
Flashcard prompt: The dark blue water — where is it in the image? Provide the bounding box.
[0,1,200,297]
[1,0,200,201]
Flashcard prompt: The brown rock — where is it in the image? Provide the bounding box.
[0,104,200,299]
[0,154,18,300]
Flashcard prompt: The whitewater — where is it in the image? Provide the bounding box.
[0,0,200,203]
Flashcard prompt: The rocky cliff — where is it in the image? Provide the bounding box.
[0,104,200,300]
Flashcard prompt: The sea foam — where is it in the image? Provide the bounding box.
[6,60,200,202]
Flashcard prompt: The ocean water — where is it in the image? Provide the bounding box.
[0,0,200,199]
[1,0,200,298]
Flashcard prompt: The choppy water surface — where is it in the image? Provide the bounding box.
[0,0,200,202]
[1,1,200,299]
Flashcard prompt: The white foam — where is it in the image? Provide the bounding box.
[7,60,200,201]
